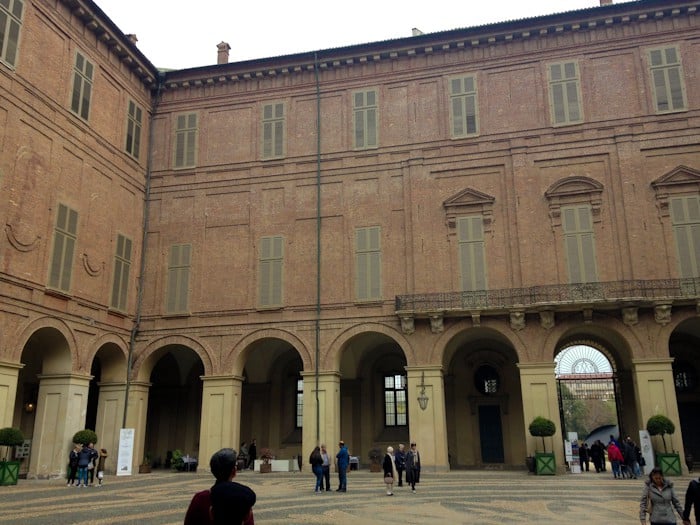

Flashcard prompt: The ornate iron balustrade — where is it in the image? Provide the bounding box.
[395,278,700,315]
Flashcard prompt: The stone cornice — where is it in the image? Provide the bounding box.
[159,1,700,91]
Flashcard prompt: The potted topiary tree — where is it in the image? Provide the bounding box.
[529,416,557,475]
[72,429,98,447]
[259,448,274,474]
[646,414,681,475]
[0,427,25,486]
[367,448,382,473]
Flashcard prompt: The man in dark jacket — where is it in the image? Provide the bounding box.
[395,444,407,486]
[683,477,700,524]
[336,440,349,492]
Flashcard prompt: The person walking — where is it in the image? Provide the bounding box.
[66,444,80,486]
[248,439,257,470]
[95,448,107,486]
[336,440,349,492]
[625,436,642,479]
[590,440,603,473]
[683,476,700,525]
[320,444,331,491]
[395,443,406,486]
[607,441,624,479]
[184,448,255,525]
[309,446,324,493]
[383,446,398,496]
[405,441,421,493]
[640,467,689,525]
[578,442,590,472]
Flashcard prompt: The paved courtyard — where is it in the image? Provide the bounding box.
[0,468,694,524]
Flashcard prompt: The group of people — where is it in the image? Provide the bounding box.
[382,442,421,496]
[577,435,644,479]
[67,443,107,487]
[639,468,700,525]
[238,439,257,470]
[308,440,422,496]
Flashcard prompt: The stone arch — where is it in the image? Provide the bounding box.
[132,335,214,381]
[326,322,414,370]
[227,328,313,376]
[84,332,129,383]
[16,318,76,374]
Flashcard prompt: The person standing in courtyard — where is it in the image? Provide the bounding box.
[639,467,689,525]
[336,440,349,492]
[607,440,624,479]
[578,442,590,472]
[96,448,108,486]
[405,441,421,493]
[184,447,255,525]
[383,446,398,496]
[248,439,257,470]
[66,444,80,486]
[395,443,406,486]
[683,475,700,525]
[320,444,331,491]
[76,443,94,487]
[309,446,324,493]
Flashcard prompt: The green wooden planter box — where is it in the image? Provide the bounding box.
[0,461,20,486]
[535,452,556,475]
[656,453,682,476]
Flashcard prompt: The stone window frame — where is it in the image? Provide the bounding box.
[0,0,23,68]
[261,101,286,160]
[547,60,584,126]
[448,73,479,138]
[352,88,379,150]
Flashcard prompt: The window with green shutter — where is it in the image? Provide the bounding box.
[70,51,94,120]
[174,113,197,168]
[450,75,478,137]
[353,90,378,149]
[562,205,598,283]
[110,234,132,311]
[548,62,582,125]
[670,196,700,278]
[355,226,381,301]
[649,47,686,113]
[259,236,284,307]
[166,244,191,313]
[0,0,23,67]
[262,103,285,159]
[48,204,78,292]
[457,216,487,291]
[125,100,142,159]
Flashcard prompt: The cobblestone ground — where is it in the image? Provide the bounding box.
[0,469,693,524]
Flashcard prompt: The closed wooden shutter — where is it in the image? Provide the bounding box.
[48,204,78,291]
[458,216,487,291]
[562,206,598,283]
[111,234,132,311]
[671,196,700,278]
[356,226,381,300]
[166,244,191,313]
[354,91,378,148]
[259,236,284,307]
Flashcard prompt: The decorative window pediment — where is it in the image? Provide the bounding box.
[545,176,603,226]
[444,188,495,233]
[651,165,700,217]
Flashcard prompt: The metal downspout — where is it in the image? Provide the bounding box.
[314,52,322,444]
[122,73,165,429]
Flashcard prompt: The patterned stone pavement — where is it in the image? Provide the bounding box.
[0,469,694,524]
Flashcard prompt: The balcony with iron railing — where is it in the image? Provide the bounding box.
[394,278,700,333]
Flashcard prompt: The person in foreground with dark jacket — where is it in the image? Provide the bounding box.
[683,476,700,525]
[184,448,255,525]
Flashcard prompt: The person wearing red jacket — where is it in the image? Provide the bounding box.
[607,441,624,479]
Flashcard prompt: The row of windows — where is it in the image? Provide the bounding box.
[171,47,687,168]
[0,4,144,161]
[44,193,700,315]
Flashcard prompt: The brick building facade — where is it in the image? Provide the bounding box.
[1,0,699,477]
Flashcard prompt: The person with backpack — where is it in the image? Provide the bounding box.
[683,476,700,524]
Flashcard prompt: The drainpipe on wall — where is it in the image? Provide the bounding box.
[314,52,322,445]
[122,72,165,429]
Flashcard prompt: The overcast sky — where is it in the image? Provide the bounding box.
[95,0,613,70]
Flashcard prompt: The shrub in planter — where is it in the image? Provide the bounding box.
[0,427,24,486]
[72,429,98,446]
[259,448,274,473]
[646,414,675,453]
[529,417,556,453]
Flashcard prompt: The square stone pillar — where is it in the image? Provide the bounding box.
[632,357,686,470]
[28,373,91,479]
[94,382,127,474]
[406,367,449,471]
[198,375,243,471]
[124,381,150,473]
[0,360,22,427]
[517,362,564,471]
[302,372,340,451]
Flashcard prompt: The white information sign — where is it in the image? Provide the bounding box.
[639,429,654,475]
[117,428,135,476]
[568,432,581,473]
